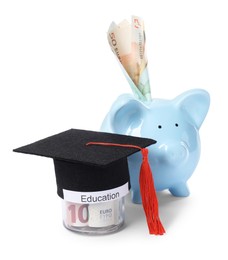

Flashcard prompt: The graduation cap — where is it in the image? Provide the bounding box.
[14,129,165,235]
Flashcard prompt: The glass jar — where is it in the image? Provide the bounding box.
[62,197,125,235]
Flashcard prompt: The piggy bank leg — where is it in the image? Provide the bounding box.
[131,189,142,204]
[130,171,142,203]
[128,153,142,204]
[169,182,190,197]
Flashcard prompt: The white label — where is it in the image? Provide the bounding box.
[63,182,129,204]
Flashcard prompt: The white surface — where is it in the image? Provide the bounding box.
[0,0,227,259]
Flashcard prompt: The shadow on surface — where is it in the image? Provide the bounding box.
[125,191,189,230]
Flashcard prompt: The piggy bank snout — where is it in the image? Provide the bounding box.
[156,141,189,165]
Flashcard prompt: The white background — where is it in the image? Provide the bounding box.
[0,0,228,259]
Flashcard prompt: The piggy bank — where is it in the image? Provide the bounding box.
[101,89,210,203]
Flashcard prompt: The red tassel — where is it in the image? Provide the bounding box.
[139,148,165,235]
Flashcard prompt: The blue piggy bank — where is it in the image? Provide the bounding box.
[101,89,210,203]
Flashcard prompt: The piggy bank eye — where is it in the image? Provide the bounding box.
[158,125,162,129]
[175,123,179,127]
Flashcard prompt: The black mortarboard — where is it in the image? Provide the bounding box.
[13,129,165,235]
[13,129,155,196]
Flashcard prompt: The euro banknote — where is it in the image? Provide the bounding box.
[108,16,151,101]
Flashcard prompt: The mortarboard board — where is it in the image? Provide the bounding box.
[14,129,165,235]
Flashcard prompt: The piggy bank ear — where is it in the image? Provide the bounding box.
[105,94,146,134]
[174,89,210,129]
